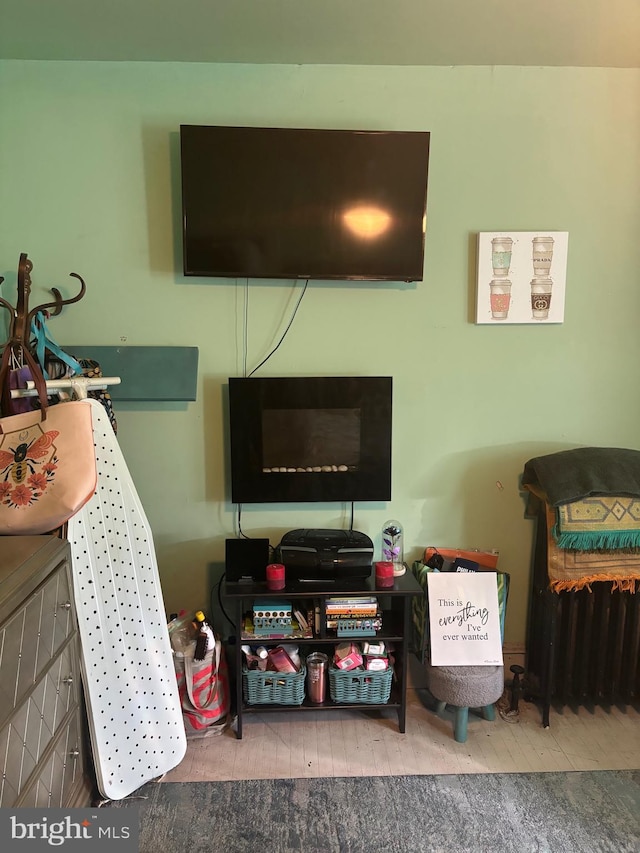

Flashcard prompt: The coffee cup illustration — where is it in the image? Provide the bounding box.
[489,279,512,320]
[491,236,513,277]
[532,236,554,278]
[530,278,553,320]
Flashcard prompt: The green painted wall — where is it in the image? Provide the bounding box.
[1,61,639,645]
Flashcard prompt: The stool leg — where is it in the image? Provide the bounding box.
[483,703,496,721]
[435,700,446,715]
[454,707,469,743]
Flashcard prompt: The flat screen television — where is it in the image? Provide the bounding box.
[228,376,392,503]
[180,125,430,281]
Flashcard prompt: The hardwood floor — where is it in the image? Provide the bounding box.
[165,669,640,783]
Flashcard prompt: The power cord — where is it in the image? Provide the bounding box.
[237,503,251,539]
[247,279,309,377]
[497,690,520,723]
[213,572,236,634]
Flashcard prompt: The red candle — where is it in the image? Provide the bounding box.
[266,563,286,590]
[375,561,395,588]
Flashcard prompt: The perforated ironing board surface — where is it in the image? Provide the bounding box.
[68,399,186,801]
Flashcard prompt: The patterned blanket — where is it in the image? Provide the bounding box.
[554,495,640,550]
[545,502,640,592]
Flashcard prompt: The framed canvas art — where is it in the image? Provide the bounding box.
[476,231,569,324]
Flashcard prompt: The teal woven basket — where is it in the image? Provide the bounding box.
[329,665,393,704]
[243,664,306,705]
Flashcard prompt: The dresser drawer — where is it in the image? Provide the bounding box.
[0,559,74,727]
[0,537,89,808]
[0,639,80,807]
[14,708,84,808]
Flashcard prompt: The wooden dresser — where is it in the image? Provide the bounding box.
[0,535,91,807]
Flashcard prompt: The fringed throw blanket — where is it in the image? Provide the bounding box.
[545,503,640,592]
[554,495,640,550]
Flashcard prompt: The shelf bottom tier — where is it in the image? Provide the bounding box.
[242,695,402,713]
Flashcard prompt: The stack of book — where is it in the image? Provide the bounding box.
[325,596,381,637]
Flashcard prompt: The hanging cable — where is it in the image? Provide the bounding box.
[237,503,251,539]
[242,278,249,377]
[247,279,309,377]
[212,572,235,633]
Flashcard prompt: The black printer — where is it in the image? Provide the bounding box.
[277,528,373,582]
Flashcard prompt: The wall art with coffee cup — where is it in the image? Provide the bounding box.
[475,231,569,324]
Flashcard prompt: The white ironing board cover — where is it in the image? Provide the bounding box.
[67,399,186,800]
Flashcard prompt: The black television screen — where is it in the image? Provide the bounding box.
[180,125,430,281]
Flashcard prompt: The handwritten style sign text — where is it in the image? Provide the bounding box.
[427,571,503,666]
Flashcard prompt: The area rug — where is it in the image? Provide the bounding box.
[106,770,640,853]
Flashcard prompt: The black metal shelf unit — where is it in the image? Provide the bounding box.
[223,572,424,739]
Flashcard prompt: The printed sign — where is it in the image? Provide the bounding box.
[427,572,503,666]
[0,808,139,851]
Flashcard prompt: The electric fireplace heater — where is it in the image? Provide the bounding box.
[228,376,392,503]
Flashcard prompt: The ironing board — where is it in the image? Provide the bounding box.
[67,399,186,800]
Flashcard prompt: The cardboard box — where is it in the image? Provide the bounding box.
[334,642,363,671]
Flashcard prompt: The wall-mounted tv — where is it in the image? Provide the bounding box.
[180,125,430,282]
[228,376,392,503]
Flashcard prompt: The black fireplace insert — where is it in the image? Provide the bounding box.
[228,376,392,503]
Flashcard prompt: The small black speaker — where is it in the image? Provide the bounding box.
[225,538,270,582]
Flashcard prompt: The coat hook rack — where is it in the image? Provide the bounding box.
[0,252,86,363]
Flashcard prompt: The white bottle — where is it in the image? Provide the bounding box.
[282,644,300,669]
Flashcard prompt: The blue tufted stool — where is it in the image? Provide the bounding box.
[426,662,504,743]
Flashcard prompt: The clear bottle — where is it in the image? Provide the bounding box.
[168,613,197,656]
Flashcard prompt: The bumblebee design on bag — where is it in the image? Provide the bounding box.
[0,424,59,508]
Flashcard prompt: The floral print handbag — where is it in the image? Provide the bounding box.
[0,399,97,534]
